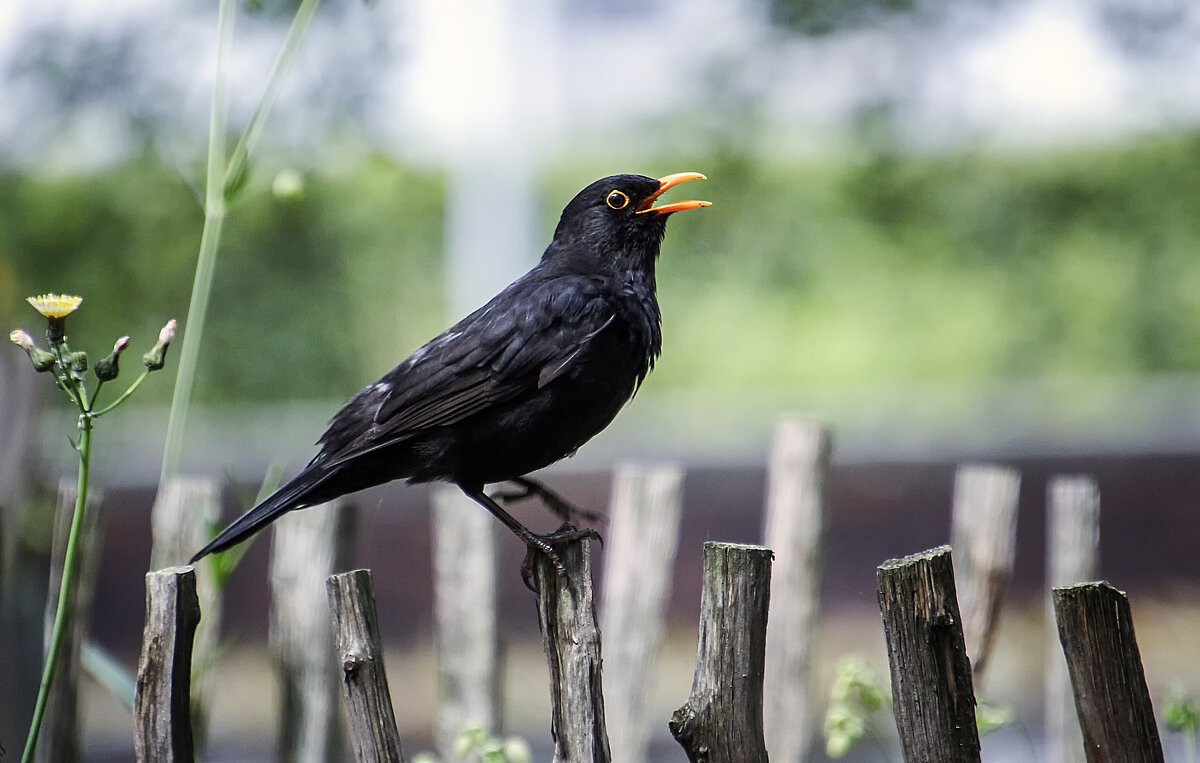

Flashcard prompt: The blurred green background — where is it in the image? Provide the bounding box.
[6,136,1200,400]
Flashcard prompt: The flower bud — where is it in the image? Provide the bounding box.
[67,351,88,373]
[9,329,34,351]
[143,319,176,371]
[94,335,130,382]
[10,329,57,372]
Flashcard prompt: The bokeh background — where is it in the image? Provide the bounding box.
[4,0,1200,759]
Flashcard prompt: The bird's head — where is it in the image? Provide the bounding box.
[546,172,710,270]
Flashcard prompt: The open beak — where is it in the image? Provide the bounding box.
[636,172,712,215]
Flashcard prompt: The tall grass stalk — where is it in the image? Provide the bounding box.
[158,0,235,488]
[159,0,322,488]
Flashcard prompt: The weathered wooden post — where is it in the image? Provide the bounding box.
[762,418,830,763]
[949,463,1020,681]
[432,486,500,761]
[877,546,981,763]
[1053,582,1163,763]
[0,348,43,745]
[327,569,405,763]
[601,463,684,763]
[134,566,201,763]
[670,542,773,763]
[531,535,610,763]
[38,479,103,763]
[1045,476,1099,763]
[271,499,354,762]
[150,477,222,746]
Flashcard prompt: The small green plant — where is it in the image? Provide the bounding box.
[410,726,533,763]
[975,698,1016,737]
[1165,686,1200,763]
[11,294,174,763]
[824,656,890,759]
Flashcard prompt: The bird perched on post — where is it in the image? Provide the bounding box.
[191,172,710,574]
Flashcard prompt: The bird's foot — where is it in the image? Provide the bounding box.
[519,522,603,592]
[493,477,604,525]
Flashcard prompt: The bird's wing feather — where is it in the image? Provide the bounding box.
[320,275,614,463]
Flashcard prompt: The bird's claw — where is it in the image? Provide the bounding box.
[519,523,603,592]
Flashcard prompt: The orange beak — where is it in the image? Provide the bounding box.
[636,172,712,215]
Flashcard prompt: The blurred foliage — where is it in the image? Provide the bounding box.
[769,0,918,35]
[5,133,1200,403]
[1,156,444,402]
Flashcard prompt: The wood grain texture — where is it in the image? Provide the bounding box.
[327,569,405,763]
[877,546,981,763]
[1053,582,1163,763]
[532,536,610,763]
[134,566,201,763]
[670,542,772,763]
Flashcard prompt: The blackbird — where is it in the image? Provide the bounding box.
[190,172,710,572]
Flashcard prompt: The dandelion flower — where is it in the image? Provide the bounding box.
[27,294,83,319]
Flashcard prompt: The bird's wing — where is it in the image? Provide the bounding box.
[319,275,614,464]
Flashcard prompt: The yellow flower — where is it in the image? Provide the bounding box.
[27,294,83,319]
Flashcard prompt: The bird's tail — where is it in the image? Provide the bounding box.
[189,465,334,563]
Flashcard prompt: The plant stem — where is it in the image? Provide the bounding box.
[224,0,322,194]
[159,0,236,488]
[92,369,152,417]
[159,0,320,488]
[21,415,93,763]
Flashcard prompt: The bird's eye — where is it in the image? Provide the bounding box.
[606,190,630,210]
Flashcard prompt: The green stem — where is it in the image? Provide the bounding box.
[21,416,92,763]
[159,0,236,488]
[159,0,319,488]
[92,370,152,417]
[224,0,322,195]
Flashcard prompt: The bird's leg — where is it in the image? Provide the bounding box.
[490,476,604,525]
[458,482,600,591]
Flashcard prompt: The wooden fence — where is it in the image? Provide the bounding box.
[27,417,1170,762]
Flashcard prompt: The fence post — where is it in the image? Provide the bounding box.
[1052,582,1163,763]
[38,479,103,763]
[271,499,354,762]
[949,463,1020,681]
[327,569,405,763]
[670,542,772,763]
[151,476,222,746]
[531,535,610,763]
[1045,476,1099,763]
[432,486,500,761]
[600,463,684,763]
[762,418,830,763]
[0,348,43,746]
[134,566,201,763]
[877,545,981,763]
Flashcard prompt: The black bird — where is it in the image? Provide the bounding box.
[190,172,710,571]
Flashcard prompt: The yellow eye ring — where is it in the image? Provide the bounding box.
[606,190,630,210]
